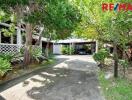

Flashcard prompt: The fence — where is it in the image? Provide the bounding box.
[0,43,20,54]
[0,43,42,54]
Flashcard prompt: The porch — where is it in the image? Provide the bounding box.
[0,23,43,54]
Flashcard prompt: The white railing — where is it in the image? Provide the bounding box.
[0,43,42,54]
[0,43,20,54]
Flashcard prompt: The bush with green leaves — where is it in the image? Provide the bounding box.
[0,58,12,76]
[119,59,129,77]
[119,59,129,68]
[31,47,42,62]
[0,53,14,62]
[62,46,68,54]
[70,47,75,55]
[93,49,109,66]
[62,46,74,55]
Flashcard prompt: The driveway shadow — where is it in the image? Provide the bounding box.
[0,56,104,100]
[0,58,69,93]
[26,59,102,100]
[26,68,102,100]
[54,59,98,72]
[27,68,72,100]
[0,95,5,100]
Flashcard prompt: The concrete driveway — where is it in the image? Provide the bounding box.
[0,55,104,100]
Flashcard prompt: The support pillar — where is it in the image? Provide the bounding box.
[69,43,72,55]
[11,35,14,44]
[96,40,99,53]
[17,24,22,51]
[0,31,1,43]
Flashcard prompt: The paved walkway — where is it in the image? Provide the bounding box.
[0,55,105,100]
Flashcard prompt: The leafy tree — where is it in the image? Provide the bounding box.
[0,0,81,65]
[41,0,81,57]
[74,0,132,78]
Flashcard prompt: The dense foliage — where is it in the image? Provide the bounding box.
[93,49,109,66]
[73,0,132,77]
[0,58,12,76]
[0,0,81,65]
[0,53,14,62]
[62,46,74,55]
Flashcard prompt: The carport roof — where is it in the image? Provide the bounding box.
[32,35,96,44]
[52,39,96,44]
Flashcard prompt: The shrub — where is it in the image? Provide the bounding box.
[93,49,109,66]
[62,46,68,54]
[0,58,12,76]
[31,47,42,62]
[20,47,24,55]
[119,59,129,77]
[70,47,75,55]
[0,53,14,62]
[119,59,129,68]
[62,46,74,55]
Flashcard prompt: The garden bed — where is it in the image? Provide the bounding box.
[0,59,55,85]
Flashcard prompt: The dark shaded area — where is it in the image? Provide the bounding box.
[26,68,102,100]
[25,59,102,100]
[0,56,104,100]
[0,58,68,93]
[0,95,5,100]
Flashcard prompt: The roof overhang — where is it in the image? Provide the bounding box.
[52,39,96,44]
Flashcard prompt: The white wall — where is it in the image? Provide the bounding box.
[53,44,62,54]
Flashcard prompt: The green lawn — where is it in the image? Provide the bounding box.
[99,71,132,100]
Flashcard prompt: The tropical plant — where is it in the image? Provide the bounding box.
[0,53,14,62]
[0,58,12,77]
[31,47,42,62]
[62,46,74,55]
[1,24,15,37]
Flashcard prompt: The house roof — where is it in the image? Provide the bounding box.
[0,22,25,31]
[52,39,96,44]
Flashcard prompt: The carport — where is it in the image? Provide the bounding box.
[53,39,98,55]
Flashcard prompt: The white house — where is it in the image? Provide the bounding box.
[0,23,51,54]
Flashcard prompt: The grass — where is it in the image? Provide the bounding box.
[42,55,56,66]
[42,59,55,65]
[99,71,132,100]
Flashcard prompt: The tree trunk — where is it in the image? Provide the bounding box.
[35,27,44,46]
[122,50,125,77]
[45,41,50,57]
[129,46,132,62]
[45,33,51,58]
[113,43,119,78]
[23,23,32,66]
